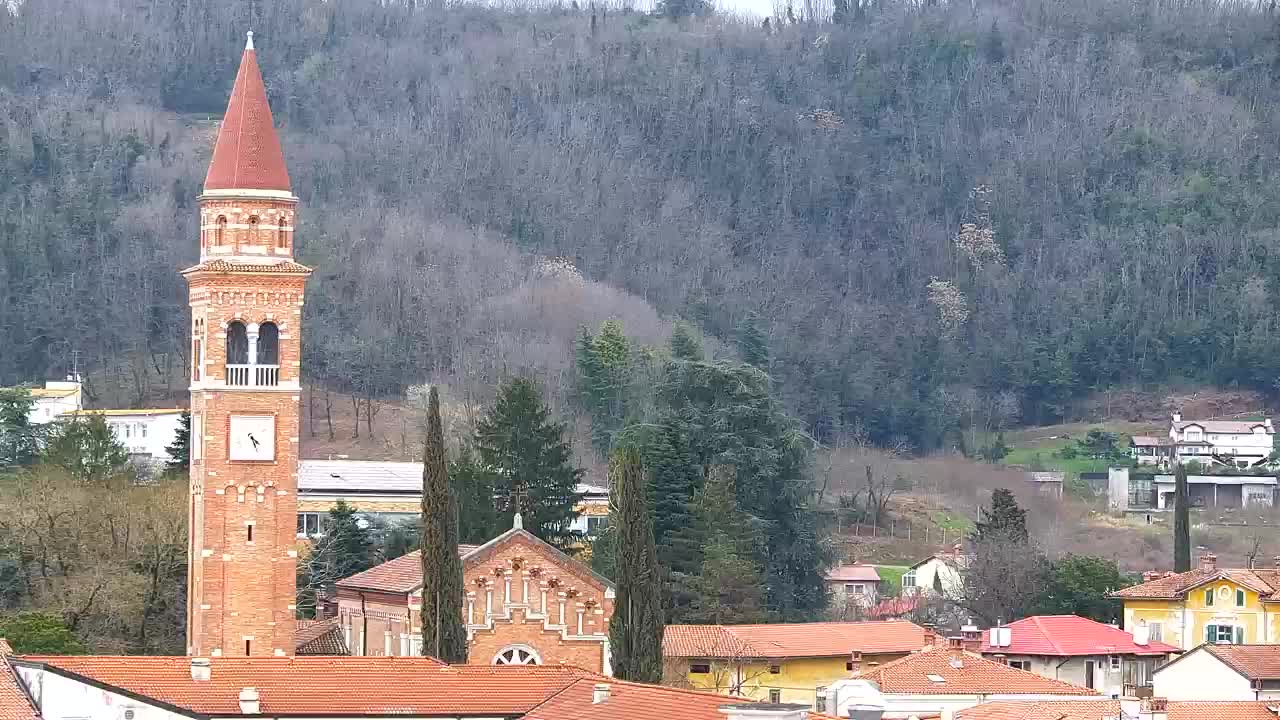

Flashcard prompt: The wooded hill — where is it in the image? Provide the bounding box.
[4,0,1280,451]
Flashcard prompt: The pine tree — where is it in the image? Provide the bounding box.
[41,415,129,484]
[734,312,769,370]
[474,377,583,548]
[420,386,467,663]
[0,388,41,469]
[450,447,501,544]
[576,320,633,453]
[669,322,705,361]
[165,411,191,476]
[974,488,1028,544]
[1174,462,1191,572]
[644,422,700,573]
[608,446,664,682]
[323,501,376,579]
[687,465,767,624]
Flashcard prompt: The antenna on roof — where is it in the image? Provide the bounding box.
[246,30,254,51]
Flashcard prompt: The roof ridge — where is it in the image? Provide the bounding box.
[1029,616,1066,656]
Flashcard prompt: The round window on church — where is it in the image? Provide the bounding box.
[493,645,541,665]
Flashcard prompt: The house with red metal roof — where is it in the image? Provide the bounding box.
[978,615,1179,697]
[7,654,836,720]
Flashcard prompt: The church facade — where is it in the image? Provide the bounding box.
[184,32,310,658]
[335,521,615,673]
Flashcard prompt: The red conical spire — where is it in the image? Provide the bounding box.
[204,32,291,193]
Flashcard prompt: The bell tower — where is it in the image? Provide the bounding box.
[184,31,310,657]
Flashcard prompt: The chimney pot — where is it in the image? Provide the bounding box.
[190,657,211,682]
[1173,412,1181,423]
[1200,553,1217,572]
[592,683,610,705]
[238,687,260,715]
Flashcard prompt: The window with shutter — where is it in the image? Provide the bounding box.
[1207,624,1217,644]
[1237,589,1246,607]
[1235,627,1245,644]
[1205,589,1215,606]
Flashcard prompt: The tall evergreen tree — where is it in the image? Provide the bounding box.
[1174,462,1191,572]
[974,488,1029,544]
[576,320,633,453]
[450,447,502,544]
[608,446,664,682]
[420,386,467,663]
[734,312,770,370]
[669,322,705,361]
[0,388,40,469]
[686,465,767,624]
[165,411,191,476]
[323,501,377,579]
[474,377,584,548]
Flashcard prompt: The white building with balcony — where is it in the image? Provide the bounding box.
[67,408,185,464]
[1169,413,1274,468]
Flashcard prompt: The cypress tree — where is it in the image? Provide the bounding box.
[1174,462,1191,572]
[608,446,664,682]
[420,386,467,663]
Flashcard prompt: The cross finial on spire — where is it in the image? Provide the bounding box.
[246,30,254,51]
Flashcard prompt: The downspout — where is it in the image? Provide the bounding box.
[1055,657,1071,679]
[360,591,369,656]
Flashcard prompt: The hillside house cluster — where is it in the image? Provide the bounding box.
[1130,413,1276,470]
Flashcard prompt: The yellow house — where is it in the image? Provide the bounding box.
[1110,552,1280,650]
[662,620,928,707]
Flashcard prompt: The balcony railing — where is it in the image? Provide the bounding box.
[225,364,280,387]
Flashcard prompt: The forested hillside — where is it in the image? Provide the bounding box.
[5,0,1280,450]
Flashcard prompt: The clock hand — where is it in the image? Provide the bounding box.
[248,432,260,450]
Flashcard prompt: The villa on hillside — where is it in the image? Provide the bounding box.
[1168,413,1275,468]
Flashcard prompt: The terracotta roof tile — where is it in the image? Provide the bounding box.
[663,620,927,659]
[204,42,291,192]
[854,649,1098,695]
[978,615,1179,657]
[1202,644,1280,680]
[293,619,347,656]
[1169,701,1280,720]
[0,643,37,720]
[17,656,591,716]
[1111,567,1280,601]
[522,677,761,720]
[183,259,313,275]
[336,546,478,593]
[954,700,1121,720]
[825,565,881,582]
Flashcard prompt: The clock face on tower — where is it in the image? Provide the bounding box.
[228,415,275,461]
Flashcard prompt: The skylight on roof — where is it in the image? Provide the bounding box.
[926,674,946,683]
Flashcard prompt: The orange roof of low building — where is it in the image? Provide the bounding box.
[1168,702,1280,720]
[1196,644,1280,680]
[203,34,291,193]
[954,699,1120,720]
[523,678,769,720]
[16,656,590,717]
[853,649,1098,696]
[663,620,927,659]
[293,618,347,655]
[0,642,37,720]
[825,564,881,583]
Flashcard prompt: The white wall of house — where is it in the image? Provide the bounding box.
[986,654,1150,697]
[903,557,963,597]
[27,381,82,424]
[98,412,185,462]
[1152,649,1254,701]
[1169,419,1274,465]
[828,580,878,608]
[14,665,188,720]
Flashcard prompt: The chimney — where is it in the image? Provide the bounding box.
[592,683,610,705]
[1266,418,1274,431]
[1273,556,1280,570]
[849,650,863,673]
[1200,552,1217,572]
[190,657,211,682]
[1139,697,1168,720]
[238,687,260,715]
[1133,621,1150,647]
[718,702,812,720]
[922,626,937,650]
[1142,570,1163,582]
[1172,412,1181,423]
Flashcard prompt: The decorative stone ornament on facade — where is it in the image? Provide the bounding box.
[183,34,311,658]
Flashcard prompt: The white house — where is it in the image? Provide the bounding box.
[978,615,1179,697]
[1169,413,1275,468]
[9,379,83,423]
[820,648,1099,719]
[1152,643,1280,702]
[68,408,185,464]
[825,564,881,609]
[902,546,966,597]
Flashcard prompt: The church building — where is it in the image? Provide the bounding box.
[184,31,311,658]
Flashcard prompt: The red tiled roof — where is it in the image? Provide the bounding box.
[294,619,347,655]
[663,620,927,659]
[1110,567,1280,601]
[522,677,757,720]
[825,564,881,582]
[183,259,313,275]
[1201,644,1280,680]
[17,656,594,716]
[978,615,1179,657]
[854,649,1098,695]
[954,700,1120,720]
[0,643,37,720]
[336,546,479,593]
[1169,702,1280,720]
[204,39,291,192]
